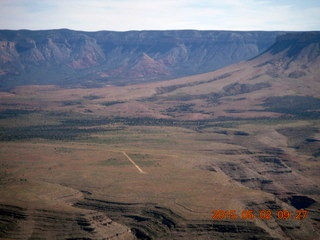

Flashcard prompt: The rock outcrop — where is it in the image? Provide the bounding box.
[0,29,282,89]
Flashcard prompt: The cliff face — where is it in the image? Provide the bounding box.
[268,31,320,57]
[251,31,320,81]
[0,29,282,89]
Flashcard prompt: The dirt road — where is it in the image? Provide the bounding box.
[122,151,146,174]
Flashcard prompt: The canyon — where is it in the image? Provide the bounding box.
[0,30,319,239]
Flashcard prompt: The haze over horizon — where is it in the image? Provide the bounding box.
[0,0,320,32]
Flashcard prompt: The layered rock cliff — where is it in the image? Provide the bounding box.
[0,29,282,89]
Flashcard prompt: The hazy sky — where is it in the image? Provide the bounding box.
[0,0,319,31]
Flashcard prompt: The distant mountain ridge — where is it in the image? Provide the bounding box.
[0,29,283,89]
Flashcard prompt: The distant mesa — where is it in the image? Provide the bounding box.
[0,30,319,90]
[0,29,282,89]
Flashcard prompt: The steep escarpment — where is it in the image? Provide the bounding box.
[267,31,320,59]
[0,204,133,239]
[75,198,277,240]
[0,29,281,89]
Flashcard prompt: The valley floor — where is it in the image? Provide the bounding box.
[0,114,319,239]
